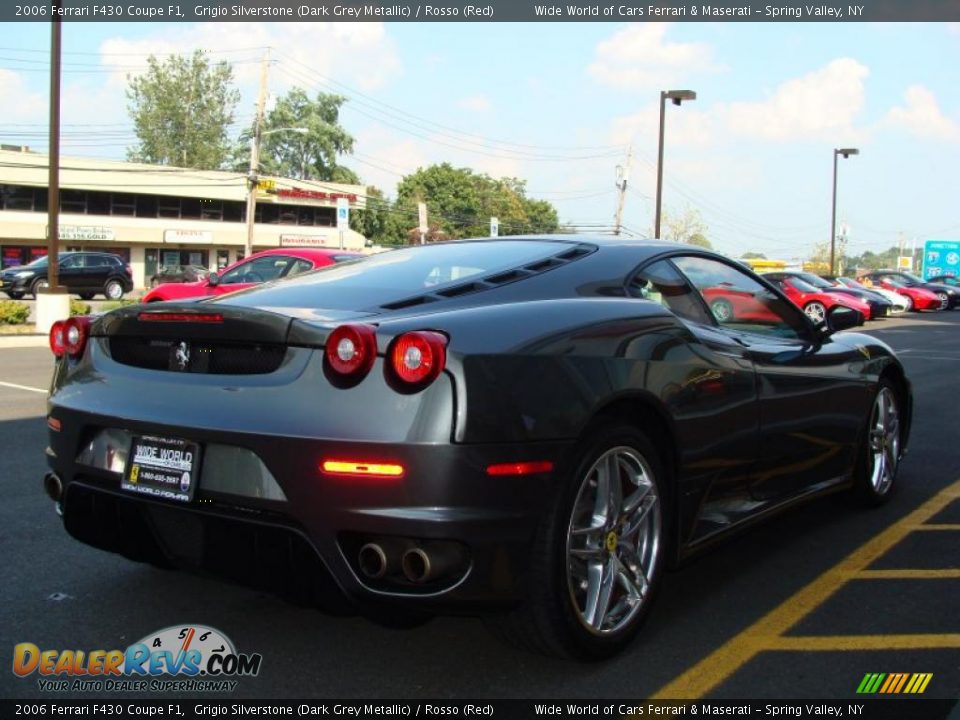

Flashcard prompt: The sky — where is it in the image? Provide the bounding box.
[0,20,958,260]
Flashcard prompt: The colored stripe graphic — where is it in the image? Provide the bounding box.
[857,672,932,694]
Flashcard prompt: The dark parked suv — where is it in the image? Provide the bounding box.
[0,252,133,300]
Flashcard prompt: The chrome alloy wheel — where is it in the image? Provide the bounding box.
[804,301,826,324]
[868,387,900,496]
[565,446,661,636]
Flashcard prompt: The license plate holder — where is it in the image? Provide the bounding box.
[122,435,201,503]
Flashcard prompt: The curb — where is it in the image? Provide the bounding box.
[0,334,48,348]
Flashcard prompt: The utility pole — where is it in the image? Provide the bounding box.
[613,144,632,236]
[244,48,270,260]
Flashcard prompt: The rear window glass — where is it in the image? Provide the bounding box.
[219,241,581,310]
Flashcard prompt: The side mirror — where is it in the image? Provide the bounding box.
[823,305,862,335]
[207,272,220,287]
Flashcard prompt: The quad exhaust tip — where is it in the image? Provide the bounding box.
[358,543,389,579]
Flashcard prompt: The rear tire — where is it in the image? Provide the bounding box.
[486,424,668,658]
[850,380,902,507]
[104,279,124,300]
[30,278,49,298]
[78,293,94,301]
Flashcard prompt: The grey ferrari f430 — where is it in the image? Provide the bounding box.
[44,237,911,658]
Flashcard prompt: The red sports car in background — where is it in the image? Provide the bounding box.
[857,276,942,312]
[765,275,869,325]
[142,248,363,302]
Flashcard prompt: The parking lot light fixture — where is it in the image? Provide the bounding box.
[830,148,859,275]
[655,90,697,240]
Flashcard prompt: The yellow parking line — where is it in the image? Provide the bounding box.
[913,523,960,531]
[853,569,960,579]
[768,634,960,651]
[650,478,960,700]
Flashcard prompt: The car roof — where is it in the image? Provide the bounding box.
[251,247,363,260]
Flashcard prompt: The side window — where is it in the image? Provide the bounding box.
[285,258,315,278]
[60,255,80,269]
[629,259,713,325]
[672,256,809,340]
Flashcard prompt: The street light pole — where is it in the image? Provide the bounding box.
[654,89,696,240]
[830,147,859,275]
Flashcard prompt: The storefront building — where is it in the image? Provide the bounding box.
[0,147,367,290]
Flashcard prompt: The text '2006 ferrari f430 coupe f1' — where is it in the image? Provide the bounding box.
[44,237,912,659]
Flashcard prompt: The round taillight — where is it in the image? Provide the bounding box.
[49,320,66,357]
[388,331,447,386]
[325,324,377,378]
[63,316,90,358]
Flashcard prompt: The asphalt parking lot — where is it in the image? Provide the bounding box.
[1,310,958,701]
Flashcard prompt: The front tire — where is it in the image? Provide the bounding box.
[935,291,949,310]
[851,380,902,507]
[7,291,24,300]
[488,424,668,658]
[804,301,827,324]
[710,299,734,323]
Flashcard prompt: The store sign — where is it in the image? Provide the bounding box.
[280,234,333,248]
[50,225,115,241]
[164,230,213,244]
[273,188,357,203]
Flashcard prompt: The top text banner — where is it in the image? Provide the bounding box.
[4,0,960,22]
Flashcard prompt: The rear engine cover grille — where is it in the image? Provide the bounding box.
[108,337,285,374]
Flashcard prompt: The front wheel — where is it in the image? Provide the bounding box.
[487,424,668,658]
[7,291,24,300]
[935,291,949,310]
[851,380,902,506]
[104,280,124,300]
[710,299,734,323]
[803,301,827,324]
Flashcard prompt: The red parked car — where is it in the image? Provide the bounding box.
[142,248,363,302]
[765,276,869,325]
[857,276,942,312]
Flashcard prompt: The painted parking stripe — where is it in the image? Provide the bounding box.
[651,478,960,699]
[0,380,47,394]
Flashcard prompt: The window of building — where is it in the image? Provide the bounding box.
[60,189,87,214]
[111,193,136,216]
[157,196,181,218]
[0,185,35,211]
[180,198,202,219]
[136,195,157,218]
[87,191,110,216]
[200,199,223,220]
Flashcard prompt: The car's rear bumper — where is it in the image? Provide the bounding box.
[46,404,570,613]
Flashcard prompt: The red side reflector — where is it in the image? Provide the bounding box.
[321,460,405,478]
[486,461,554,476]
[47,417,61,432]
[138,312,224,323]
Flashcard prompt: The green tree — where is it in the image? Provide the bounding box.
[661,206,712,248]
[350,186,391,244]
[243,88,356,181]
[126,50,240,169]
[387,163,559,243]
